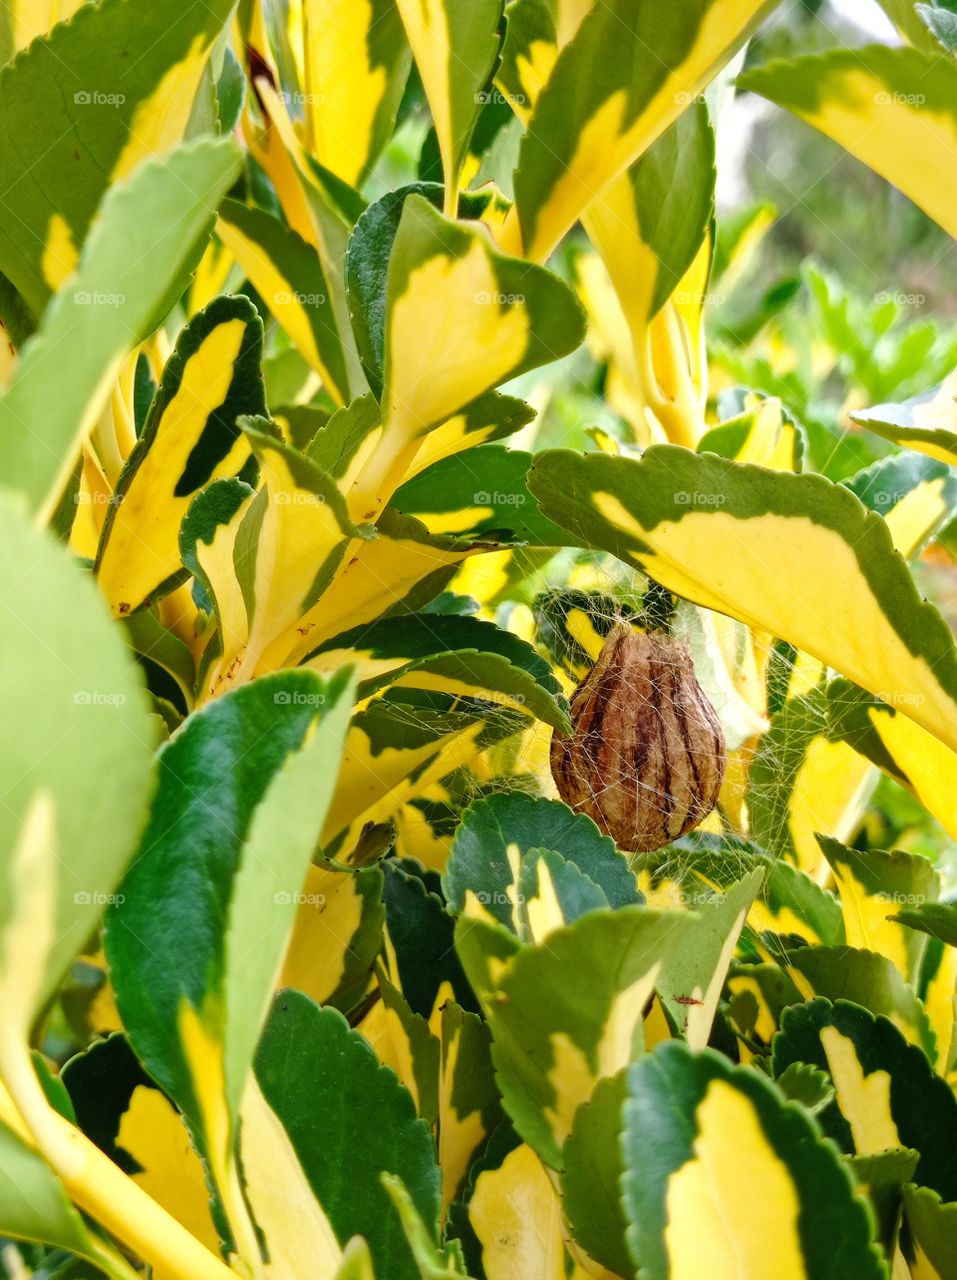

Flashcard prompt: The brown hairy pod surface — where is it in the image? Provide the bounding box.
[550,621,726,852]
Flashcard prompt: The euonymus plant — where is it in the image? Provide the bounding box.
[3,0,957,1277]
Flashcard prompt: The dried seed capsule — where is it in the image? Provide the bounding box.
[550,622,726,852]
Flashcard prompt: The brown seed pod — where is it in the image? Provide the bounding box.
[550,621,726,852]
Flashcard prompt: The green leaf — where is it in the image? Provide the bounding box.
[528,445,957,756]
[105,669,355,1208]
[584,98,715,325]
[377,965,442,1125]
[893,902,957,948]
[561,1069,632,1278]
[903,1185,957,1279]
[281,861,385,1016]
[96,294,265,617]
[699,392,807,472]
[383,858,478,1021]
[841,452,957,553]
[917,3,957,53]
[0,1118,125,1274]
[621,1042,886,1280]
[772,998,957,1201]
[0,138,242,521]
[817,835,939,984]
[443,791,640,934]
[253,993,441,1280]
[740,44,957,243]
[495,0,558,116]
[393,445,576,544]
[215,47,246,134]
[783,949,937,1062]
[345,182,498,398]
[322,692,522,853]
[874,0,953,51]
[396,0,503,211]
[306,612,569,730]
[851,377,957,468]
[641,831,844,947]
[508,0,779,261]
[0,498,153,1028]
[455,905,692,1168]
[775,1061,834,1114]
[179,475,257,693]
[299,0,412,187]
[437,1001,502,1215]
[217,199,351,403]
[204,422,359,692]
[848,1147,920,1260]
[0,0,236,316]
[655,869,765,1050]
[304,394,381,478]
[346,193,584,523]
[383,1174,474,1279]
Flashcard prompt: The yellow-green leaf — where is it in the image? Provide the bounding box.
[740,45,957,244]
[528,446,957,756]
[506,0,779,262]
[96,295,264,617]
